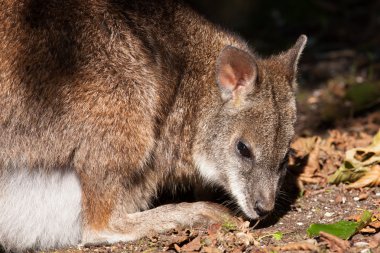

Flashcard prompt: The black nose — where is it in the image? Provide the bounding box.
[254,201,272,217]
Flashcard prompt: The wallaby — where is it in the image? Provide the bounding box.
[0,0,307,251]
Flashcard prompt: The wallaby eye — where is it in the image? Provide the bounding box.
[236,140,252,159]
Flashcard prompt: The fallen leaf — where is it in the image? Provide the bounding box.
[173,244,181,252]
[181,236,201,252]
[203,246,221,253]
[319,231,350,253]
[369,220,380,229]
[303,140,321,176]
[291,136,320,157]
[359,227,377,233]
[348,165,380,188]
[329,129,380,186]
[358,192,370,200]
[307,220,358,239]
[369,231,380,248]
[328,163,368,184]
[207,224,221,236]
[271,242,319,252]
[307,210,372,239]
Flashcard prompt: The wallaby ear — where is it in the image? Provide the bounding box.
[216,46,257,101]
[281,35,307,84]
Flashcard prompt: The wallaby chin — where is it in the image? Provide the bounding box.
[0,169,82,252]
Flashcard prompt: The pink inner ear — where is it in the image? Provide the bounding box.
[216,46,257,93]
[218,64,238,90]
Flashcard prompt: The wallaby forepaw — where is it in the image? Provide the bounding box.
[185,201,239,228]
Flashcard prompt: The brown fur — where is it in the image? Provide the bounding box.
[0,0,306,250]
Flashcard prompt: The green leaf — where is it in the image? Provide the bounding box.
[307,211,373,240]
[357,210,372,231]
[272,231,283,241]
[328,164,368,184]
[307,220,358,239]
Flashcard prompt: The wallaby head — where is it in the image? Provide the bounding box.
[194,35,307,220]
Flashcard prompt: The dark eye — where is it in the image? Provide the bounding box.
[236,141,252,159]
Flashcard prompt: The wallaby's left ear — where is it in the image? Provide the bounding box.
[281,35,307,84]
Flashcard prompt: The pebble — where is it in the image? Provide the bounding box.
[296,222,304,226]
[324,212,334,217]
[360,249,371,253]
[354,197,360,201]
[376,192,380,197]
[305,239,318,245]
[236,232,250,246]
[354,242,369,247]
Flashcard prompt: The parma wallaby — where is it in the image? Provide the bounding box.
[0,0,307,251]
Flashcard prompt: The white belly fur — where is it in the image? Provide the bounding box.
[0,169,82,251]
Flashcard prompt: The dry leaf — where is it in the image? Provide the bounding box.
[174,243,181,252]
[207,224,221,236]
[330,129,380,187]
[369,220,380,229]
[348,165,380,188]
[360,227,377,233]
[369,231,380,248]
[291,136,320,157]
[319,231,350,253]
[271,242,319,252]
[358,192,370,200]
[181,236,201,252]
[203,246,222,253]
[303,142,321,177]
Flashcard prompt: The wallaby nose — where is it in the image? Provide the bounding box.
[254,200,272,217]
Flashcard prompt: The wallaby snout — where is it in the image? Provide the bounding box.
[254,200,273,218]
[253,188,276,218]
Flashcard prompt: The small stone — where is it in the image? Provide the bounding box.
[360,249,371,253]
[375,192,380,197]
[324,212,334,217]
[354,197,360,201]
[354,242,369,247]
[305,238,318,245]
[236,232,250,246]
[296,222,304,226]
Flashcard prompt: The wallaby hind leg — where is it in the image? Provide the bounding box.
[81,201,235,245]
